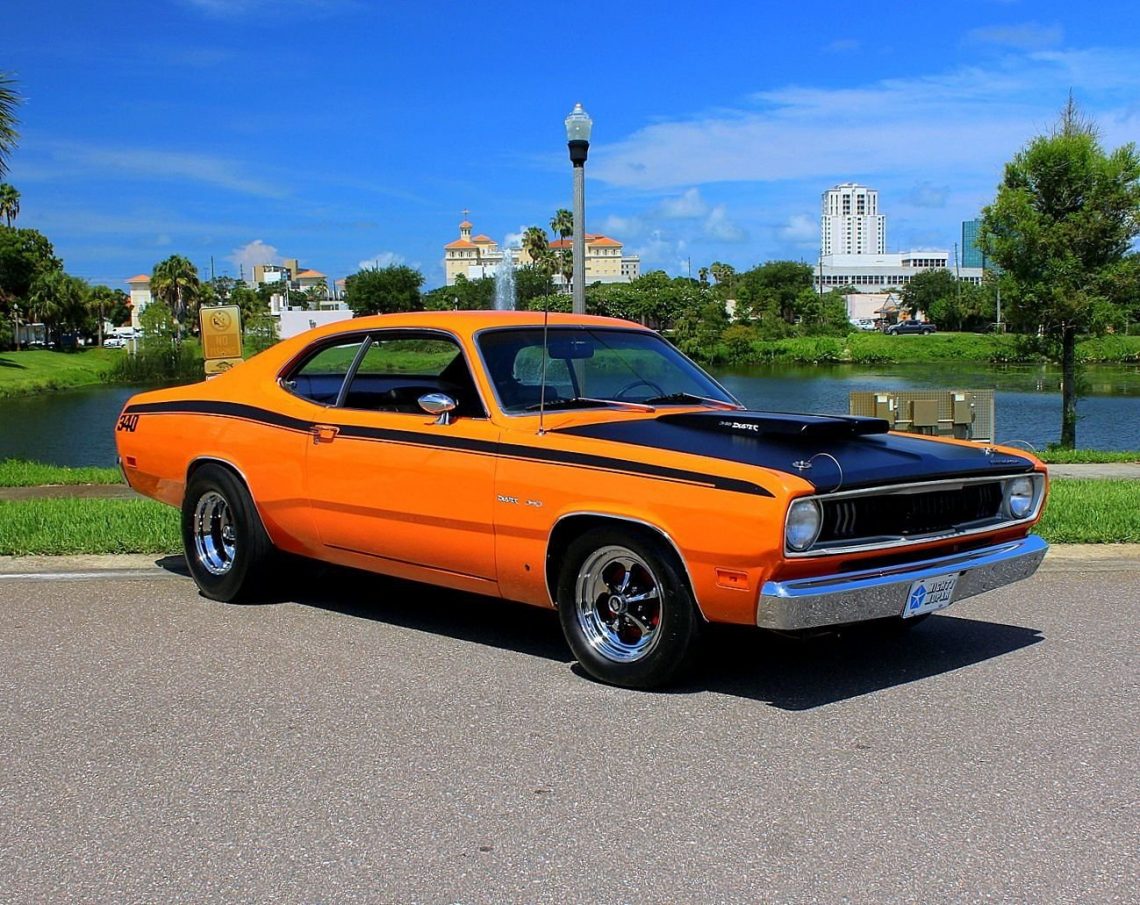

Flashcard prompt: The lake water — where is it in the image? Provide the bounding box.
[1,363,1138,466]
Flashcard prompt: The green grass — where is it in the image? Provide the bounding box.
[1035,480,1140,544]
[0,459,124,487]
[1037,449,1140,464]
[0,478,1135,555]
[721,332,1140,366]
[0,348,120,397]
[0,498,179,555]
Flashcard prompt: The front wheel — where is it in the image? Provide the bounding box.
[557,527,700,689]
[181,463,273,602]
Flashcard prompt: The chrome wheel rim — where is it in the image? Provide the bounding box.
[193,491,237,576]
[574,545,662,663]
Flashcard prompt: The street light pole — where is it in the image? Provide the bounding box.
[565,103,592,315]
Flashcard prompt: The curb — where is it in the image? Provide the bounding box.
[1,546,1137,577]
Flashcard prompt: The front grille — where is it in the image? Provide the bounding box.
[818,481,1003,543]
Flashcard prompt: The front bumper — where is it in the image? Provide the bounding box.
[756,534,1048,631]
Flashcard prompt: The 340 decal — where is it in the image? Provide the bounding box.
[116,413,140,432]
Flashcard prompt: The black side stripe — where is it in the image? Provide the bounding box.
[124,400,774,497]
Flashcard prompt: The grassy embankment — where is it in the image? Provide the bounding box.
[0,348,119,397]
[0,476,1135,555]
[718,332,1140,366]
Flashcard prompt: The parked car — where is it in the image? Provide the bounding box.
[115,311,1048,688]
[103,336,127,349]
[849,318,877,332]
[887,319,937,335]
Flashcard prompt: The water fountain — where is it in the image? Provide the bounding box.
[493,244,517,311]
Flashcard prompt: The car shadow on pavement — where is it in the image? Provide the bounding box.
[682,617,1044,709]
[156,555,1043,706]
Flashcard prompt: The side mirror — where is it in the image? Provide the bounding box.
[419,392,457,425]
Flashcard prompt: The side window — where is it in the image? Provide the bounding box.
[341,334,484,417]
[283,339,367,405]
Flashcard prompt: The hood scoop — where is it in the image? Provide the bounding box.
[657,411,890,440]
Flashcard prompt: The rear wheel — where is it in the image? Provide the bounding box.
[181,463,273,602]
[557,527,700,689]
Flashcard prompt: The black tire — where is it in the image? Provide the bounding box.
[181,463,273,602]
[556,527,700,689]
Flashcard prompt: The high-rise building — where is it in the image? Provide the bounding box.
[821,183,886,256]
[961,219,984,269]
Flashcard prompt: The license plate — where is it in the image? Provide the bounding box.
[903,572,960,618]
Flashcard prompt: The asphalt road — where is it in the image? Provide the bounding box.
[0,558,1136,904]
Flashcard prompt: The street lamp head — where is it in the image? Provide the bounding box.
[565,102,592,143]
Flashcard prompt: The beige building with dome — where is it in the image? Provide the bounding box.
[443,219,640,287]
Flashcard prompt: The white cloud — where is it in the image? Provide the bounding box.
[588,50,1140,192]
[657,188,710,219]
[703,205,746,242]
[778,214,818,244]
[905,182,950,208]
[357,251,405,270]
[628,231,689,274]
[229,240,280,278]
[40,142,284,197]
[824,38,860,54]
[180,0,356,18]
[600,214,647,240]
[967,23,1064,50]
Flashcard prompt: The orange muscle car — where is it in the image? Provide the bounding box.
[116,311,1049,688]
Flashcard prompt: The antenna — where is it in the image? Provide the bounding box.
[537,299,550,435]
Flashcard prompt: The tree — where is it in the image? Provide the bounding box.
[151,254,201,335]
[734,261,814,324]
[229,284,267,324]
[901,268,958,319]
[709,261,737,295]
[0,227,61,305]
[550,209,574,292]
[29,270,89,345]
[521,226,552,275]
[981,100,1140,447]
[88,285,130,345]
[0,72,20,178]
[514,264,555,307]
[0,183,18,226]
[344,264,424,315]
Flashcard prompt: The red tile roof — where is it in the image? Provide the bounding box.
[126,274,150,283]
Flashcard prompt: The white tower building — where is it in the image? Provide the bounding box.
[821,183,886,256]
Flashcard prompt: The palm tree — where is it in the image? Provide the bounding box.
[550,209,573,246]
[0,72,20,178]
[550,210,575,292]
[29,270,89,346]
[521,226,551,274]
[0,183,20,226]
[151,254,201,335]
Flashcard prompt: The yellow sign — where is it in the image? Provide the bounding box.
[199,305,243,365]
[204,357,244,376]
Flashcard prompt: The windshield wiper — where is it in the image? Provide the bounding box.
[524,396,655,413]
[643,392,743,411]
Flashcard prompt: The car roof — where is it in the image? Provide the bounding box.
[304,310,650,342]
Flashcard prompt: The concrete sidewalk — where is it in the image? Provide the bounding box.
[1,545,1136,577]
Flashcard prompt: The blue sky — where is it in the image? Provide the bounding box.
[6,0,1140,290]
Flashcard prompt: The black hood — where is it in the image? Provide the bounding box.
[556,410,1036,492]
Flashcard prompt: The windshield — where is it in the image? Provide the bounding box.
[477,326,740,414]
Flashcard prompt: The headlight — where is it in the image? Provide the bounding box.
[1005,476,1037,519]
[786,499,822,552]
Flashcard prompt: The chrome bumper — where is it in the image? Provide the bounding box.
[757,535,1048,631]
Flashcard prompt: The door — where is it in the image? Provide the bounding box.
[300,331,499,581]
